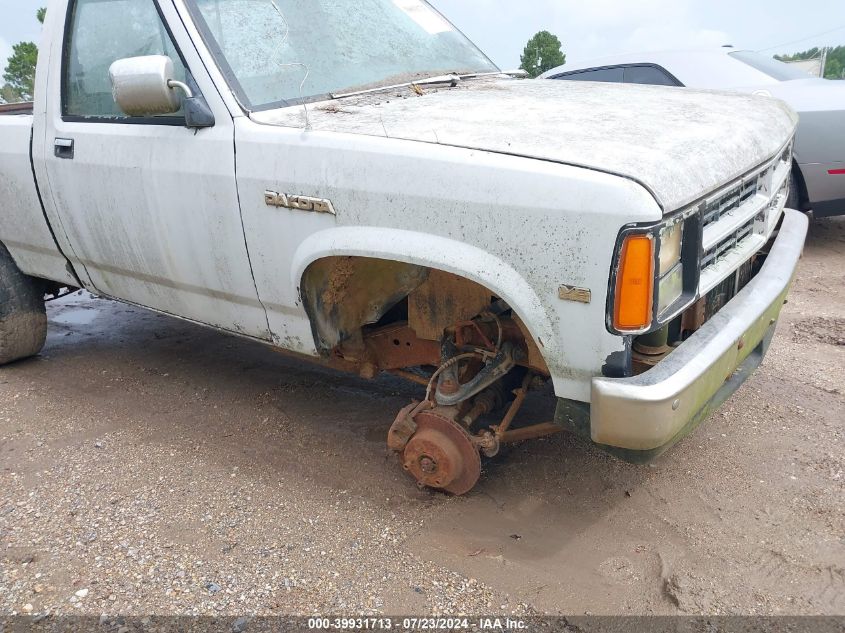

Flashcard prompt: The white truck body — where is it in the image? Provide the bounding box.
[0,0,808,491]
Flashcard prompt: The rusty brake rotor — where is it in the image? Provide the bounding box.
[399,408,481,495]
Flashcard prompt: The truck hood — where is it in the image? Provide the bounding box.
[251,78,797,212]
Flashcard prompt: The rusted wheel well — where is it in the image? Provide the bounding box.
[300,256,549,378]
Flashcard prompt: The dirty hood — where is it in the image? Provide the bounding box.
[251,78,798,212]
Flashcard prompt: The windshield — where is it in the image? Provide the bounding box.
[729,51,815,82]
[185,0,498,111]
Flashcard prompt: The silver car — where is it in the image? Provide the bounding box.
[541,48,845,217]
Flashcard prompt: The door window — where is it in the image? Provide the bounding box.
[63,0,187,119]
[623,65,681,86]
[553,67,624,83]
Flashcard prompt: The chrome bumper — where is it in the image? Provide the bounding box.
[590,209,809,453]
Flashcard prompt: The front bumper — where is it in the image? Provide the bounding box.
[589,209,809,456]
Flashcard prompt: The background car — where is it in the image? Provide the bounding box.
[541,48,845,217]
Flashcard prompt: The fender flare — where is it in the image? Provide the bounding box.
[290,226,559,362]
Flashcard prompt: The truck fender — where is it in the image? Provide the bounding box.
[290,226,557,359]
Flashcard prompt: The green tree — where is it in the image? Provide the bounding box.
[3,42,38,101]
[0,84,22,104]
[1,8,45,103]
[821,46,845,79]
[519,31,566,78]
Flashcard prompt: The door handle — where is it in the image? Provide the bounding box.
[54,138,74,159]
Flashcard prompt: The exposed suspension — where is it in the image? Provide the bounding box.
[388,310,562,495]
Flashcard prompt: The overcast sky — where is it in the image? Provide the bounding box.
[2,0,844,76]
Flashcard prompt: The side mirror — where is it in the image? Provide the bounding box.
[109,55,186,116]
[109,55,215,128]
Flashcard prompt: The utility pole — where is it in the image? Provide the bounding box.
[819,46,828,78]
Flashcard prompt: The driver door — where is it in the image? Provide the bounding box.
[38,0,270,340]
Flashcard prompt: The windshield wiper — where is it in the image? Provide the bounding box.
[330,70,527,100]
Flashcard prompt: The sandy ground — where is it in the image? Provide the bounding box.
[1,217,843,619]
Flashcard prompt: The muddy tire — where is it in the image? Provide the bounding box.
[0,243,47,365]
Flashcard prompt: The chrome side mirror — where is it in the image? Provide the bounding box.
[109,55,191,116]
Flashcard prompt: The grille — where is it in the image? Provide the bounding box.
[697,142,792,293]
[704,258,755,321]
[701,179,758,230]
[701,217,755,269]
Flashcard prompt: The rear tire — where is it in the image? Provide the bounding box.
[0,243,47,365]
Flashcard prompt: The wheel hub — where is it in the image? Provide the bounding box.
[418,456,437,473]
[398,409,481,495]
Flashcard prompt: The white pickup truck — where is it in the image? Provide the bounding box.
[1,0,808,494]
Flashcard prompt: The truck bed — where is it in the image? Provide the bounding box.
[0,102,34,116]
[0,109,76,284]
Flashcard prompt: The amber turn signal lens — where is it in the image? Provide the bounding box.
[614,234,654,331]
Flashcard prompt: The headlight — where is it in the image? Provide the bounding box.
[656,221,685,316]
[658,223,683,276]
[609,215,699,335]
[657,263,684,315]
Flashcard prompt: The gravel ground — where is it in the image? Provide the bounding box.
[0,217,843,619]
